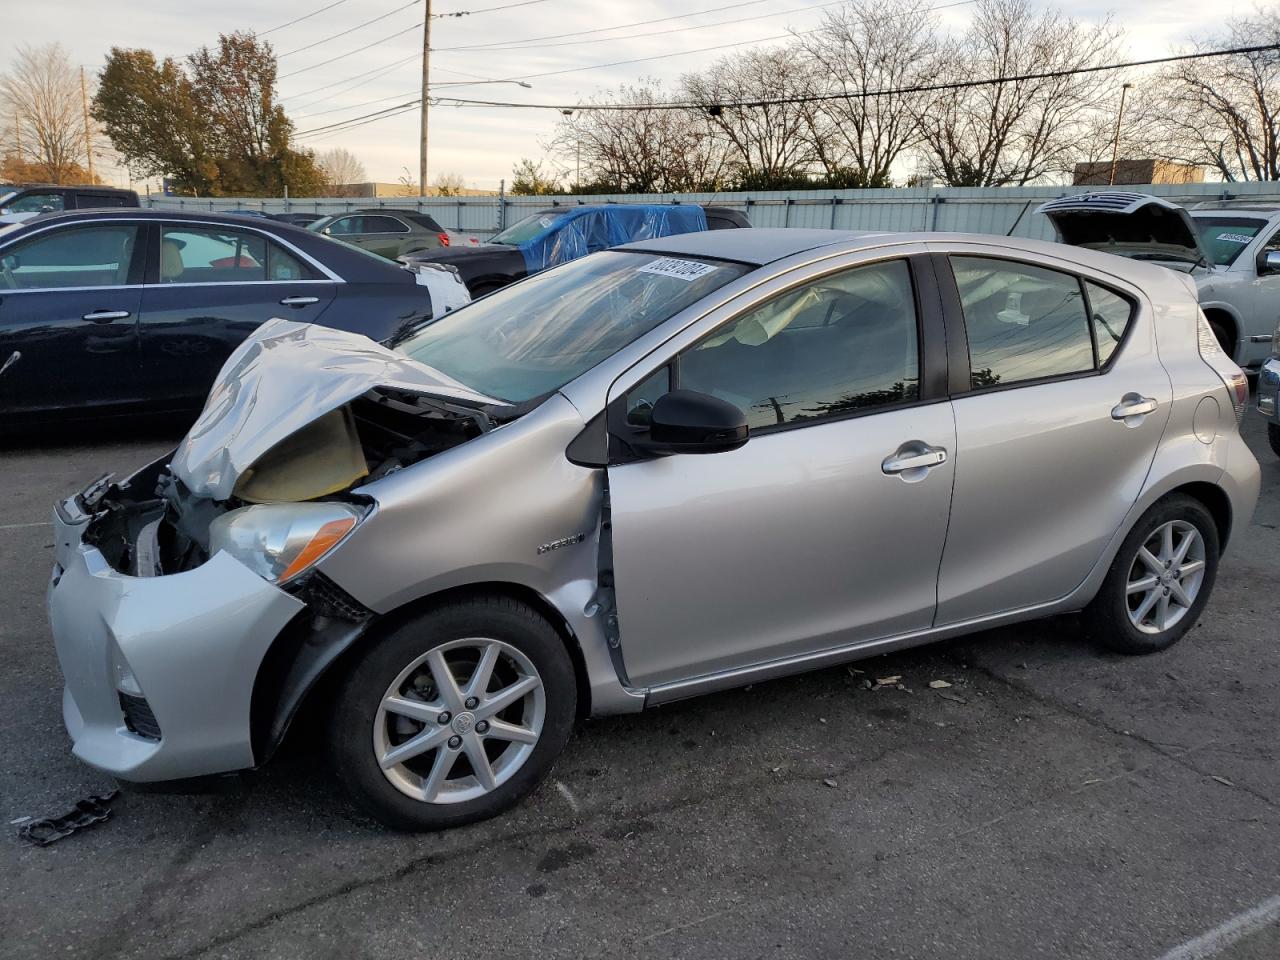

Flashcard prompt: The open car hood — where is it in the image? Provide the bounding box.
[171,317,503,501]
[1036,192,1208,266]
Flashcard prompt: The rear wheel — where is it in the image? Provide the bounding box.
[330,597,576,831]
[1269,423,1280,459]
[1083,494,1220,654]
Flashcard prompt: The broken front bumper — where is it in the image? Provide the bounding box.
[48,495,304,782]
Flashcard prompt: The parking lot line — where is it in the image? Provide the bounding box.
[1153,894,1280,960]
[0,521,51,531]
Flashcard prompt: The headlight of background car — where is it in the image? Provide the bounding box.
[208,502,365,583]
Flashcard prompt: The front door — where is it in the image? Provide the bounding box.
[933,249,1172,624]
[0,221,145,417]
[607,256,955,688]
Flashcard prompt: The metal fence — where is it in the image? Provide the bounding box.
[143,181,1280,240]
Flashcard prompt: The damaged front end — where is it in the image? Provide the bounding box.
[50,318,522,781]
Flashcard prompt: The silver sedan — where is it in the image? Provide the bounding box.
[48,229,1260,830]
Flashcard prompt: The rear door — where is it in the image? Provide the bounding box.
[0,221,145,417]
[137,222,336,407]
[932,245,1172,624]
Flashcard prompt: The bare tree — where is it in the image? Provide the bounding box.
[433,171,466,196]
[682,48,823,186]
[549,80,731,193]
[317,147,367,194]
[1148,9,1280,181]
[795,0,942,185]
[0,43,95,184]
[914,0,1123,186]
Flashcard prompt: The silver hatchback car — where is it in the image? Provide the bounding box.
[48,229,1260,830]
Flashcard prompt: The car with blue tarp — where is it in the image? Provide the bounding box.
[398,203,750,297]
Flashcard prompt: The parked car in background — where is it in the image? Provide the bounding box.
[1256,327,1280,456]
[308,208,478,260]
[222,208,274,219]
[400,203,751,297]
[1038,193,1280,371]
[271,212,325,227]
[0,209,467,427]
[47,228,1256,830]
[0,184,139,225]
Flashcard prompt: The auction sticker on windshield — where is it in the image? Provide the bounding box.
[637,257,721,281]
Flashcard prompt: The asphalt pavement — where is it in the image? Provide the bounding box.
[1,413,1277,960]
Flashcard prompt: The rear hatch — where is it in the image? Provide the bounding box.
[1037,192,1210,269]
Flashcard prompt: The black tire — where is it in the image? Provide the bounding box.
[330,596,576,831]
[1083,494,1220,655]
[1269,422,1280,459]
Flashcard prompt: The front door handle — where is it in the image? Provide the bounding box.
[279,296,320,307]
[882,443,948,477]
[1111,394,1158,422]
[82,310,131,323]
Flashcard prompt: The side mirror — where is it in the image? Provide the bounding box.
[635,389,748,456]
[1259,250,1280,276]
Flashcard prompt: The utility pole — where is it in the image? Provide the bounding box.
[419,0,431,197]
[1108,82,1133,187]
[80,66,95,184]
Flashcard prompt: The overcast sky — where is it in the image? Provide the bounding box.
[10,0,1257,191]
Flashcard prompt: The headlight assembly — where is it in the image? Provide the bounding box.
[208,502,365,583]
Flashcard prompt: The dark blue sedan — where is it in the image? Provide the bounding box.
[0,209,445,426]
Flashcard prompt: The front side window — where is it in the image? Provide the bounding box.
[160,227,267,282]
[0,224,138,290]
[953,257,1095,389]
[678,259,921,431]
[396,250,750,403]
[324,216,361,236]
[7,192,65,213]
[490,212,566,246]
[1193,217,1265,266]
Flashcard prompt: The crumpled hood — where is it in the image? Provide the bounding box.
[171,317,501,501]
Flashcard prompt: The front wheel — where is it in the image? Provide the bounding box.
[1083,494,1220,655]
[1269,422,1280,458]
[330,596,577,831]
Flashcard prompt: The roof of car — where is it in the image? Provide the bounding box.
[6,208,411,284]
[618,228,878,265]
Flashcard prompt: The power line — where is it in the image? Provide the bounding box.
[282,53,420,103]
[429,42,1280,111]
[438,0,850,53]
[259,0,354,36]
[430,0,778,52]
[433,0,552,16]
[279,22,422,78]
[278,0,422,58]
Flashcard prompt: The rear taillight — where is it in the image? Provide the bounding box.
[438,233,450,247]
[1197,309,1248,424]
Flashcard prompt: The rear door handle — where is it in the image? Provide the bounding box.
[1111,394,1158,421]
[82,310,131,323]
[882,444,948,476]
[279,296,320,307]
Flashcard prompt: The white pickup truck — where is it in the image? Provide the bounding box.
[1038,192,1280,372]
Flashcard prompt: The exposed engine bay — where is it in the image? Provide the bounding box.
[82,387,499,578]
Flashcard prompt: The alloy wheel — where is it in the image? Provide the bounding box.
[373,638,545,804]
[1125,520,1207,635]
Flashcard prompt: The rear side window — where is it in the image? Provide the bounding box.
[162,227,266,282]
[80,193,134,209]
[361,216,409,234]
[0,225,139,289]
[952,257,1095,388]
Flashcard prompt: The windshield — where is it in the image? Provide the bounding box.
[490,212,567,246]
[1194,217,1266,266]
[395,250,751,402]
